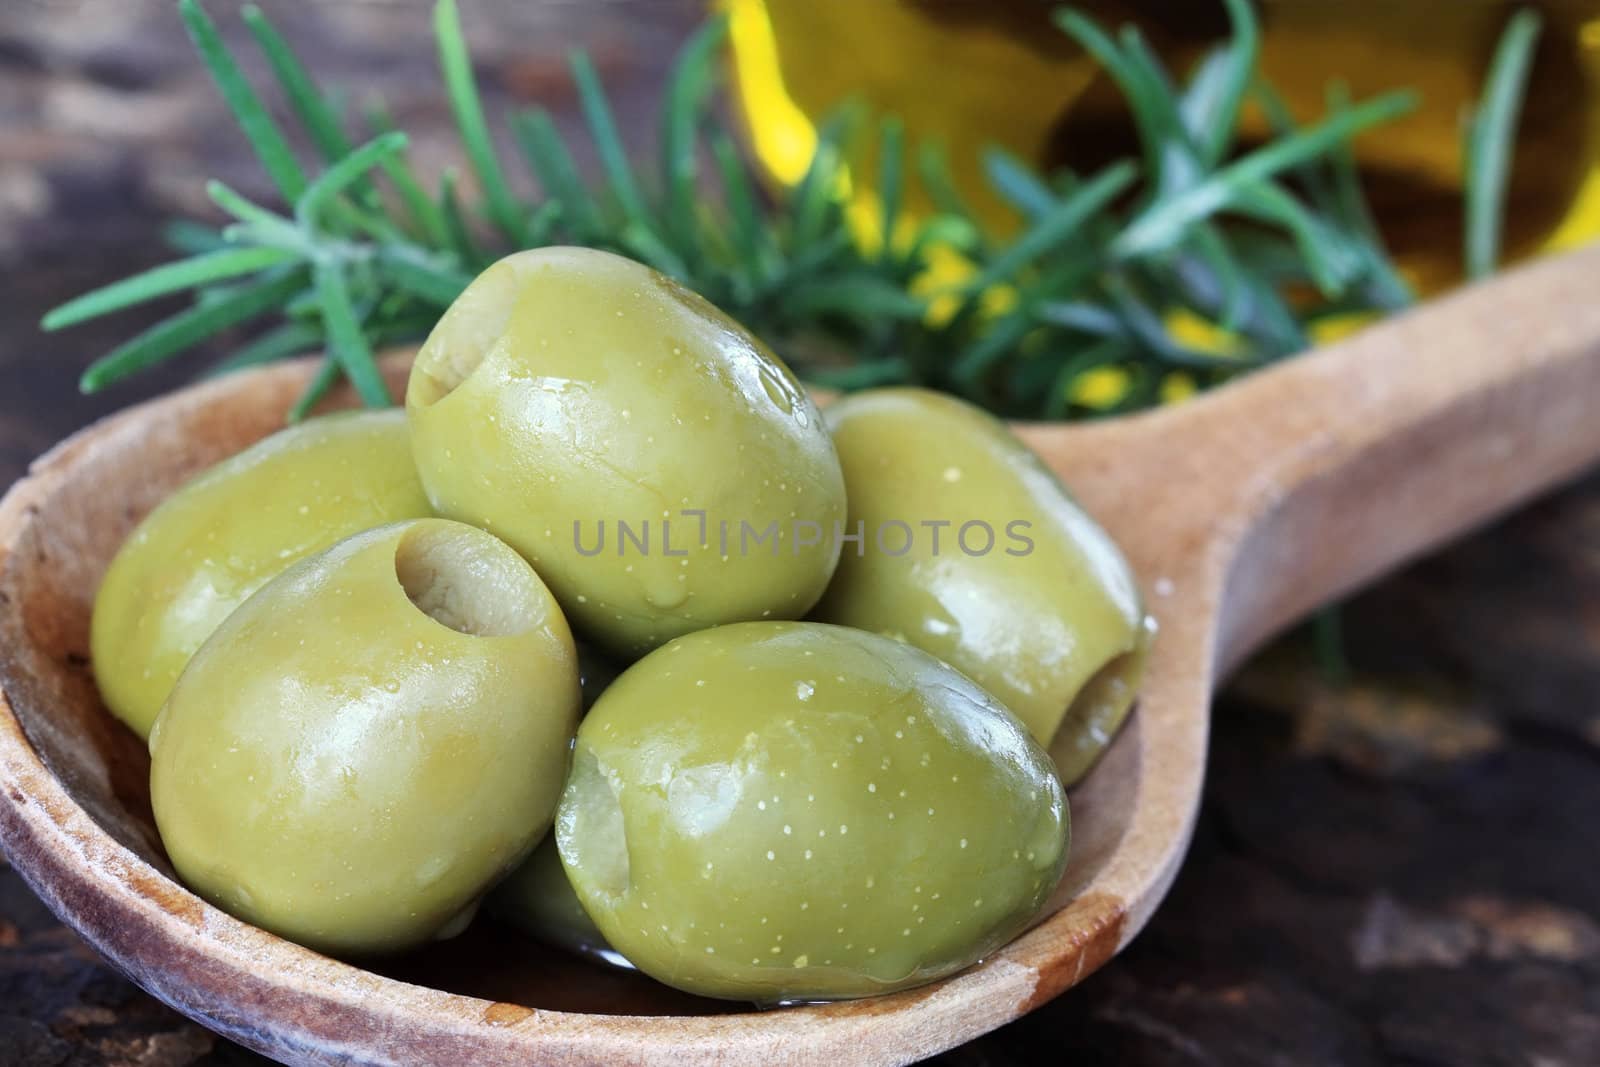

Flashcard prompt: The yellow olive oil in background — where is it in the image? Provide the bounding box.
[725,0,1600,286]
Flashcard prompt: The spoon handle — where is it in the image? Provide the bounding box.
[1191,243,1600,666]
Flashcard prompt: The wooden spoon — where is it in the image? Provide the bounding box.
[2,244,1599,1065]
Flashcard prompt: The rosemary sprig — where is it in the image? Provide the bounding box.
[41,0,1539,421]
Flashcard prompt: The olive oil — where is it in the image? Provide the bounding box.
[726,0,1600,285]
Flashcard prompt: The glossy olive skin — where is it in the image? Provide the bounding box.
[91,410,432,740]
[150,519,581,955]
[556,621,1068,1002]
[813,388,1148,784]
[406,247,846,659]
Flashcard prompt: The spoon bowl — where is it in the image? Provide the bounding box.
[4,246,1600,1064]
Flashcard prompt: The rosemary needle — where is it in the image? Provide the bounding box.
[1465,10,1543,281]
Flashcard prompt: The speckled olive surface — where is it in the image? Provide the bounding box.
[89,410,432,740]
[406,247,846,659]
[558,621,1069,1002]
[814,388,1147,783]
[149,518,581,956]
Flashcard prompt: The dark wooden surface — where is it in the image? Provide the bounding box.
[2,2,1598,1064]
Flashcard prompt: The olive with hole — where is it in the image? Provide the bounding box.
[556,621,1069,1002]
[406,246,846,659]
[149,518,581,955]
[812,388,1149,785]
[91,410,432,741]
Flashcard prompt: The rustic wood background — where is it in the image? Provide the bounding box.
[2,2,1598,1064]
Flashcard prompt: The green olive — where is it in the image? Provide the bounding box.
[489,641,630,967]
[489,837,629,968]
[91,410,432,740]
[149,518,581,956]
[812,388,1149,784]
[556,621,1068,1002]
[406,247,846,659]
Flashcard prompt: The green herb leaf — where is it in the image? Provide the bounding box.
[80,269,308,392]
[512,108,603,241]
[312,260,391,407]
[296,131,409,228]
[876,116,906,261]
[1055,11,1194,192]
[164,221,229,255]
[1183,0,1258,166]
[437,168,484,266]
[178,0,307,203]
[984,148,1058,222]
[288,356,345,422]
[618,220,693,281]
[366,100,453,248]
[808,358,913,390]
[964,161,1137,295]
[660,15,729,263]
[435,0,527,245]
[782,275,927,322]
[918,142,982,233]
[205,180,308,251]
[207,320,323,377]
[43,246,299,330]
[241,6,356,170]
[571,49,657,235]
[710,131,771,284]
[524,199,564,246]
[1113,90,1417,259]
[377,248,473,307]
[1465,9,1542,280]
[790,108,859,256]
